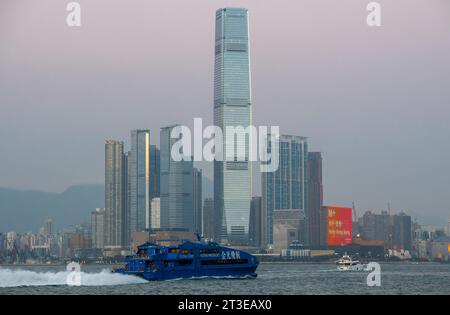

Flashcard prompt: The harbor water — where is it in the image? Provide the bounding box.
[0,262,449,295]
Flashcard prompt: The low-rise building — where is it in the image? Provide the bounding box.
[431,236,450,261]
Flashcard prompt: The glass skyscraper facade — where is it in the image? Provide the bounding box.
[262,135,308,246]
[213,8,252,244]
[105,140,125,247]
[193,168,203,234]
[149,144,160,200]
[129,130,150,234]
[160,125,194,231]
[307,152,323,246]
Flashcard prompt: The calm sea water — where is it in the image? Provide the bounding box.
[0,262,449,295]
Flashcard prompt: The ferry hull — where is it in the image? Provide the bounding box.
[113,241,259,281]
[114,266,258,281]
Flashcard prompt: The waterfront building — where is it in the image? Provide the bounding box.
[359,210,391,243]
[203,198,215,239]
[160,125,194,231]
[393,212,412,250]
[431,236,450,261]
[249,196,263,247]
[193,168,203,234]
[272,209,303,253]
[307,152,323,246]
[213,8,253,244]
[129,130,150,233]
[105,140,125,247]
[150,145,160,199]
[91,208,105,249]
[262,135,308,246]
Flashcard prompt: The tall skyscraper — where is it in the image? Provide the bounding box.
[91,208,105,249]
[130,130,150,233]
[307,152,323,246]
[249,196,263,247]
[193,168,203,234]
[213,8,253,244]
[203,198,215,239]
[150,145,160,199]
[160,125,194,231]
[393,212,412,250]
[105,140,125,247]
[123,150,131,246]
[262,135,308,246]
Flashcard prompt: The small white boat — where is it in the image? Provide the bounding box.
[336,254,365,271]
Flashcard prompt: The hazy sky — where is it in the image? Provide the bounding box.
[1,0,449,225]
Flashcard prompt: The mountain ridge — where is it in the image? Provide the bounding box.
[0,184,104,233]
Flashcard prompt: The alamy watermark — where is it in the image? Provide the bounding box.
[169,118,280,173]
[367,2,382,27]
[66,2,381,28]
[366,262,381,286]
[66,2,81,27]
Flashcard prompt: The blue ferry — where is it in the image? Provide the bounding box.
[112,240,259,281]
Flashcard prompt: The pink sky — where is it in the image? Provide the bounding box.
[0,0,449,224]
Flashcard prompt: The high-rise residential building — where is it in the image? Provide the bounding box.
[123,151,131,246]
[91,208,105,249]
[262,135,308,246]
[6,232,17,251]
[150,198,160,229]
[150,145,160,199]
[203,198,215,239]
[359,210,412,250]
[307,152,323,246]
[393,212,412,250]
[213,7,253,244]
[160,125,194,231]
[129,130,150,234]
[105,140,125,247]
[193,168,203,234]
[359,210,391,243]
[43,219,53,236]
[249,196,263,247]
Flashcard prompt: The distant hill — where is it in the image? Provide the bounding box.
[0,177,214,233]
[0,184,104,233]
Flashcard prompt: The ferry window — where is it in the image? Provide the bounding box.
[175,259,193,266]
[200,249,220,255]
[169,248,179,253]
[181,249,193,255]
[137,249,147,257]
[201,259,248,265]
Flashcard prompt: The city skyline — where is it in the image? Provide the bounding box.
[0,0,449,227]
[1,1,450,299]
